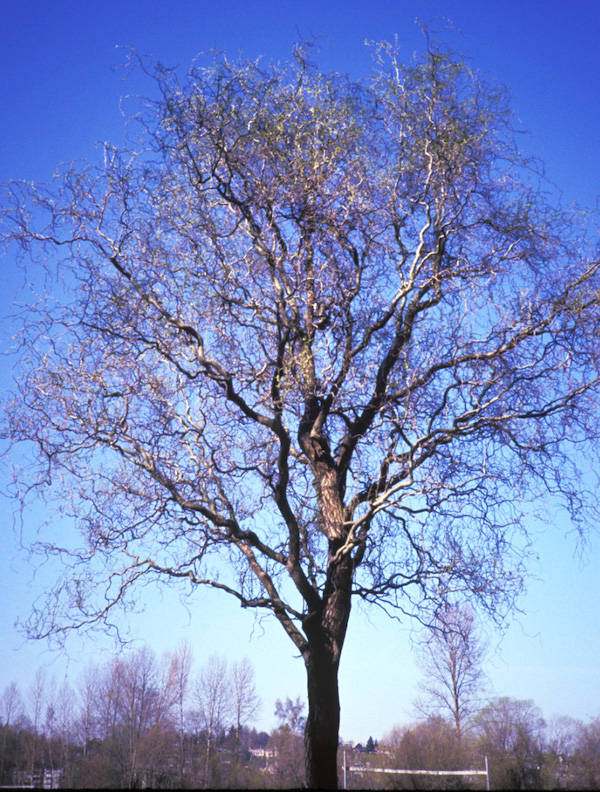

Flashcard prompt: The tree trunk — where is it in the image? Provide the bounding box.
[303,541,353,789]
[204,728,211,790]
[304,646,342,789]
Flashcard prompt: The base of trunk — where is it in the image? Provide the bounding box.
[304,650,341,789]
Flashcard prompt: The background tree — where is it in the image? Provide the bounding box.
[0,682,23,784]
[415,603,487,741]
[269,697,307,788]
[571,715,600,790]
[43,676,57,772]
[231,657,261,760]
[27,669,46,777]
[55,679,76,787]
[166,641,193,785]
[274,697,307,736]
[118,646,174,789]
[1,652,277,788]
[381,716,465,789]
[193,655,231,788]
[541,715,582,789]
[93,658,124,786]
[76,664,98,759]
[364,735,377,754]
[474,696,545,789]
[3,32,600,788]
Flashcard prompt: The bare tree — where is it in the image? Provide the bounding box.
[165,641,193,784]
[274,697,306,735]
[231,657,261,759]
[3,30,600,789]
[270,697,307,788]
[55,679,76,785]
[27,669,46,776]
[43,676,57,771]
[1,682,23,784]
[75,651,178,787]
[193,655,231,788]
[416,603,487,740]
[546,715,582,761]
[94,659,123,745]
[119,647,162,789]
[76,664,98,757]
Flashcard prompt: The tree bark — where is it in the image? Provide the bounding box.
[303,541,353,789]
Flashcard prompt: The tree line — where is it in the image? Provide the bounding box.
[1,638,599,789]
[364,704,600,790]
[358,603,600,790]
[0,645,307,788]
[349,604,600,790]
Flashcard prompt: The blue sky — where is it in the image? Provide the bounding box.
[1,0,599,742]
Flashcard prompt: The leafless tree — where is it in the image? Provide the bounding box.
[3,30,600,788]
[546,715,582,761]
[118,646,163,788]
[274,697,306,735]
[270,697,307,788]
[94,659,123,745]
[193,655,232,788]
[1,682,23,783]
[43,676,57,771]
[27,669,46,775]
[54,679,76,784]
[231,657,261,759]
[165,641,193,784]
[416,603,487,740]
[542,715,583,788]
[76,664,98,757]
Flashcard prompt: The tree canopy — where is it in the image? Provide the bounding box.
[2,34,599,787]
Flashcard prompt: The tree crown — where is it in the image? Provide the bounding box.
[2,34,599,649]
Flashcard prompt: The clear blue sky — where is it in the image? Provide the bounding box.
[1,0,599,742]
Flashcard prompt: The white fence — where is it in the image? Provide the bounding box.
[343,752,490,790]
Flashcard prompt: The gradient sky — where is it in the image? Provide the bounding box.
[1,0,599,742]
